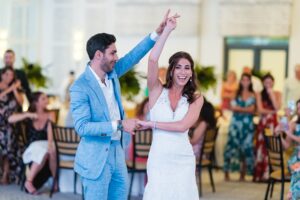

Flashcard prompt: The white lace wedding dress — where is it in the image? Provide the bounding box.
[143,88,199,200]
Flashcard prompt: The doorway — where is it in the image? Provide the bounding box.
[224,37,289,91]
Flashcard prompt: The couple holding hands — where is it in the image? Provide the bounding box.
[70,10,203,200]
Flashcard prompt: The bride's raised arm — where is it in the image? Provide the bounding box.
[148,14,179,108]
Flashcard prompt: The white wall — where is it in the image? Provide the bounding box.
[288,0,300,76]
[0,0,299,104]
[199,0,223,104]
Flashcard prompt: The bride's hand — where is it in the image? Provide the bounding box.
[165,14,179,31]
[137,120,154,130]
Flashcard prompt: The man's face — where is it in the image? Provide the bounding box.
[4,52,15,67]
[100,43,118,73]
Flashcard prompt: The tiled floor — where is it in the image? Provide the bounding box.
[0,170,290,200]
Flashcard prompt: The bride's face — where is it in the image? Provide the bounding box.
[171,58,192,87]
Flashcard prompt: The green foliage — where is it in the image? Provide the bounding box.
[251,69,270,80]
[194,63,217,92]
[21,58,49,89]
[119,69,142,101]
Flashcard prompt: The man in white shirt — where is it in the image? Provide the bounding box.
[284,64,300,107]
[70,11,173,200]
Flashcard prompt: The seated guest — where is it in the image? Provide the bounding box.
[189,98,217,158]
[8,92,56,194]
[276,99,300,200]
[127,97,150,196]
[128,97,149,162]
[0,66,23,184]
[223,73,256,181]
[136,97,149,121]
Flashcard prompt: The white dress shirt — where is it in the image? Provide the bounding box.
[89,66,121,140]
[88,31,158,140]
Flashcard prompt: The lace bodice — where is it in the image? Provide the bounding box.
[149,88,193,156]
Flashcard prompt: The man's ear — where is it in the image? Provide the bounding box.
[94,50,103,60]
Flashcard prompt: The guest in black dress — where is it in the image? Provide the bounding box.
[8,92,56,194]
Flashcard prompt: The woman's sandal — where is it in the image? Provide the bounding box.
[24,180,38,195]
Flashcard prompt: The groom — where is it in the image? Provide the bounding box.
[70,11,170,200]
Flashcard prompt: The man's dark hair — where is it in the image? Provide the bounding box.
[86,33,116,60]
[5,49,15,55]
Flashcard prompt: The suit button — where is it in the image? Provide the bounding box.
[106,148,108,152]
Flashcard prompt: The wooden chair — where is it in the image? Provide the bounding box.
[264,130,290,200]
[51,125,81,198]
[196,127,218,197]
[16,121,52,193]
[48,108,60,124]
[16,121,28,188]
[126,129,152,199]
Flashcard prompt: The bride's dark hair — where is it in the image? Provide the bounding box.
[163,51,197,104]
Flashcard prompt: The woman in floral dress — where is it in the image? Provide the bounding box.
[253,73,281,182]
[223,73,256,181]
[0,66,24,184]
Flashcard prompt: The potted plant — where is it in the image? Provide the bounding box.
[21,58,49,89]
[119,68,144,118]
[119,68,143,101]
[194,62,217,92]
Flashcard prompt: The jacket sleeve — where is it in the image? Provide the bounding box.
[115,34,155,78]
[70,83,113,137]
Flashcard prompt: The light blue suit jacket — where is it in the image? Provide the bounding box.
[70,35,154,180]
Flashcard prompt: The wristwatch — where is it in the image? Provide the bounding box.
[117,120,123,131]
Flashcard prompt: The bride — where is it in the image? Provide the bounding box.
[138,13,203,200]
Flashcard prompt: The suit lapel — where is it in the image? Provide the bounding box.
[109,73,124,120]
[84,66,111,120]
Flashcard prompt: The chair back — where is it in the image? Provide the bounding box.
[199,127,218,165]
[133,129,153,159]
[52,125,80,157]
[264,130,285,175]
[16,121,28,153]
[49,109,60,124]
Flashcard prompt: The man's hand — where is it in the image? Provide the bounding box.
[155,9,180,35]
[122,119,138,135]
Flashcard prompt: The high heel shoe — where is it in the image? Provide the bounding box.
[24,180,38,195]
